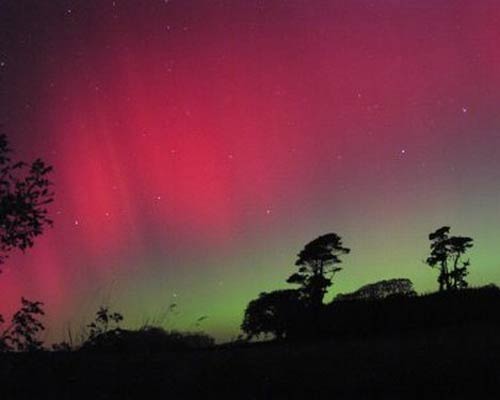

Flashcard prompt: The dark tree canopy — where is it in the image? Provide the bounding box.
[0,134,54,267]
[0,297,45,352]
[241,289,304,340]
[426,226,473,291]
[334,278,417,302]
[287,233,350,309]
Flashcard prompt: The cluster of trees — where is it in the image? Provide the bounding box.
[242,228,475,340]
[242,234,350,339]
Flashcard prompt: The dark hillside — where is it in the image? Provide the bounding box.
[2,288,500,399]
[319,285,500,338]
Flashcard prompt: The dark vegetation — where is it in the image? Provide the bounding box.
[2,290,500,399]
[334,278,417,301]
[241,230,475,340]
[78,306,215,353]
[0,298,45,352]
[0,134,53,266]
[1,132,500,398]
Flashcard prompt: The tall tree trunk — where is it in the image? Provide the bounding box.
[452,254,460,289]
[440,261,449,291]
[310,263,324,338]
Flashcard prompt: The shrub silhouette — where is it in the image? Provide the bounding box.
[334,278,417,302]
[80,306,214,353]
[0,297,45,352]
[51,341,72,352]
[87,306,124,339]
[81,326,215,353]
[241,289,305,340]
[80,306,124,350]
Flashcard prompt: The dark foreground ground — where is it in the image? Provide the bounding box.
[1,322,500,399]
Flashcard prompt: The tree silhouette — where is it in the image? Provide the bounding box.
[426,226,473,291]
[0,297,45,352]
[241,289,304,340]
[0,133,54,267]
[334,278,416,302]
[426,227,450,291]
[287,233,350,310]
[447,236,474,289]
[0,133,52,351]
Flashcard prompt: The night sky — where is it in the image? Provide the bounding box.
[1,0,500,342]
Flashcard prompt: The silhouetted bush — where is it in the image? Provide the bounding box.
[80,326,215,353]
[79,306,214,353]
[51,341,72,352]
[0,298,45,352]
[241,289,307,340]
[334,278,417,302]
